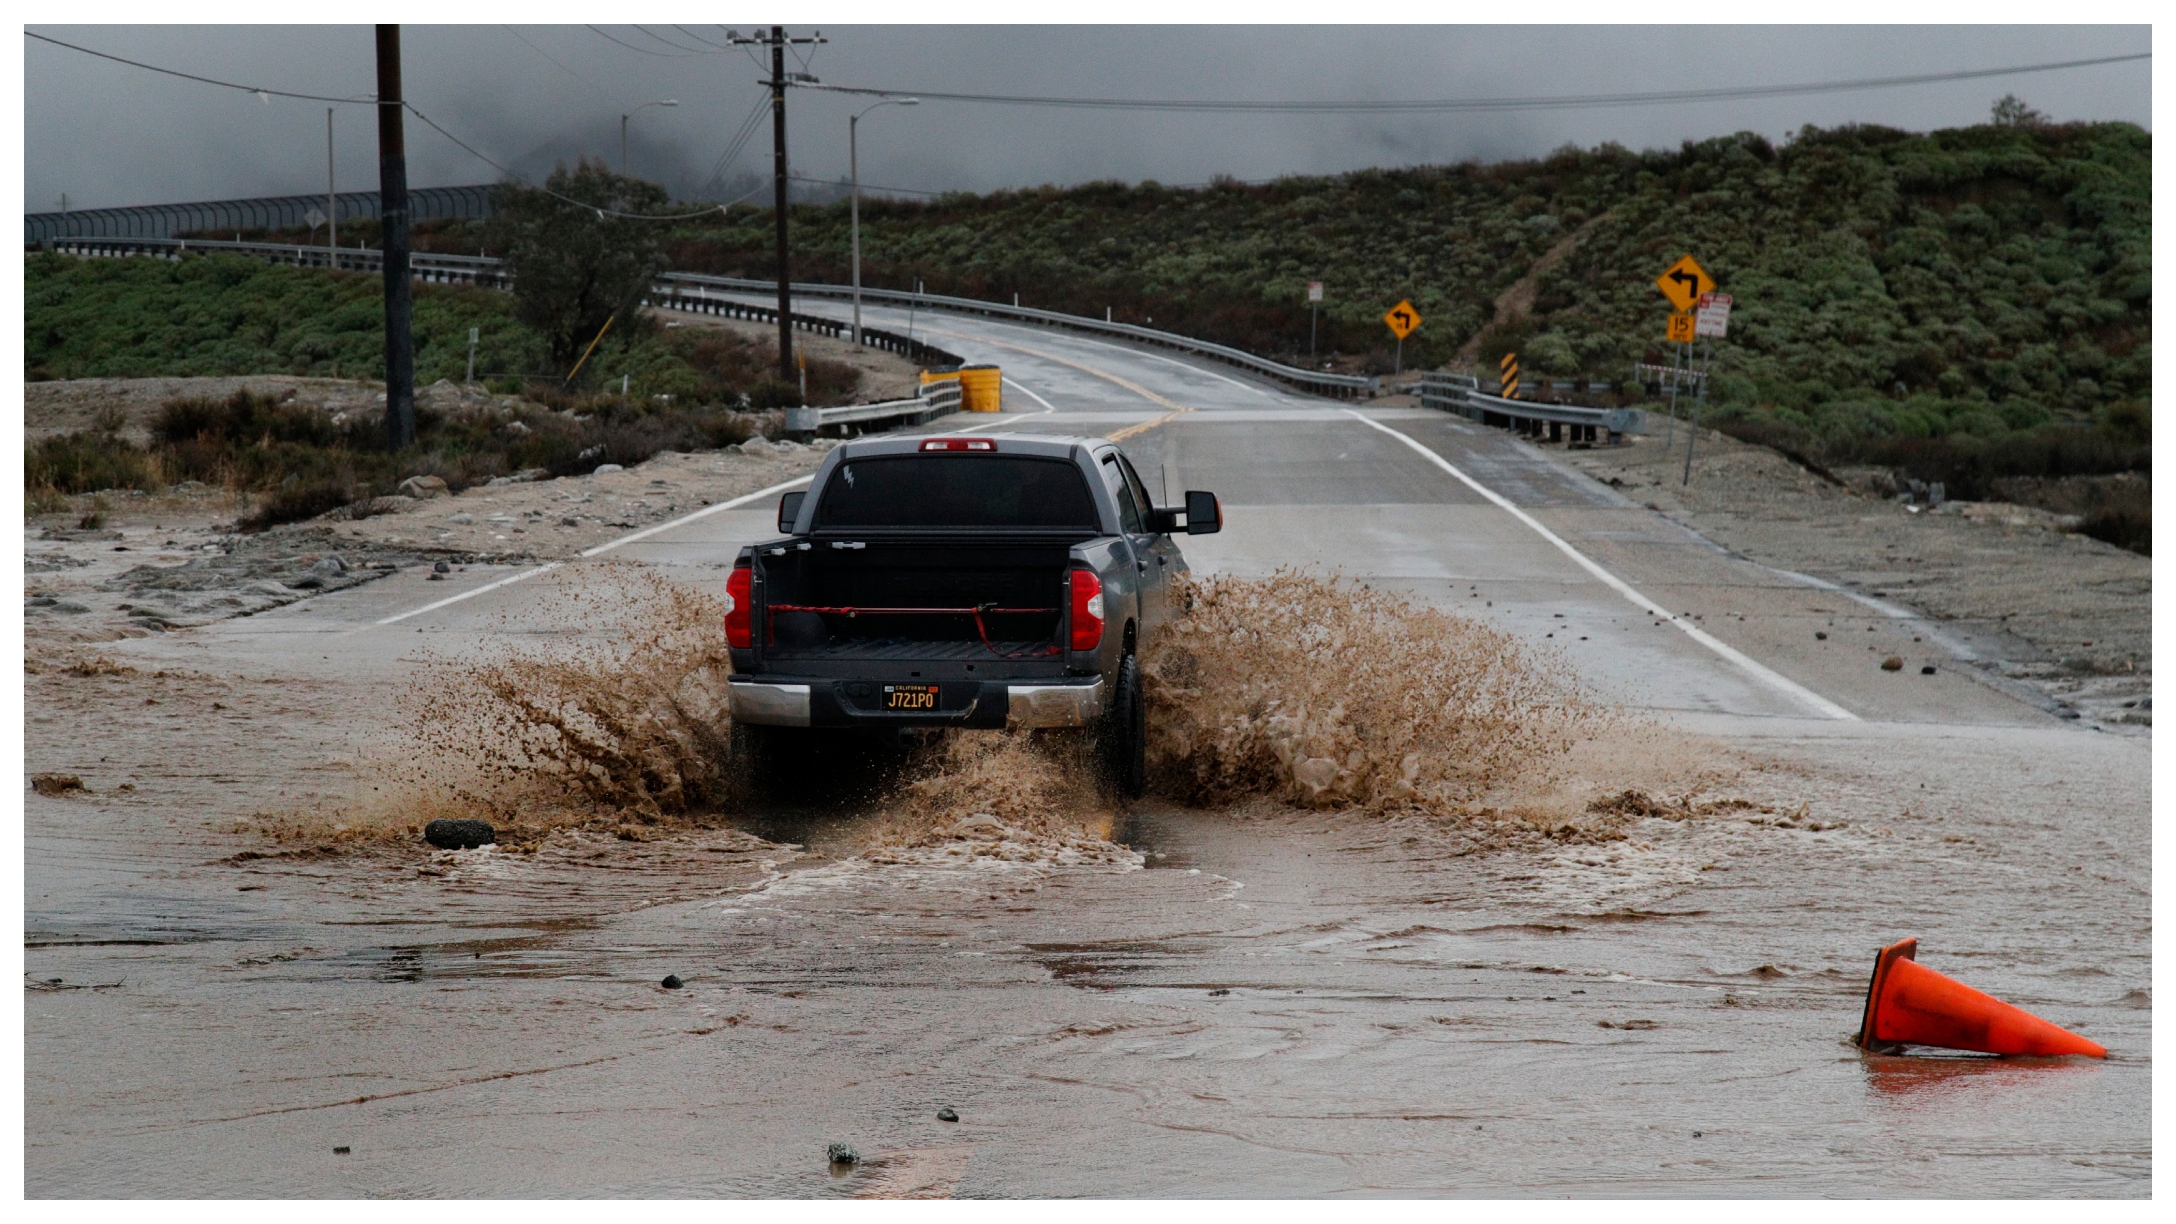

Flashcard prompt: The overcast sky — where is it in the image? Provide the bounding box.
[23,24,2153,212]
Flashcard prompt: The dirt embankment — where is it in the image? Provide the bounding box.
[1558,426,2150,725]
[23,441,827,652]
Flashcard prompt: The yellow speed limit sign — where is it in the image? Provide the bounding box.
[1667,311,1697,344]
[1383,300,1422,340]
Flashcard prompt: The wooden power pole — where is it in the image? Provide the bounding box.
[375,24,415,450]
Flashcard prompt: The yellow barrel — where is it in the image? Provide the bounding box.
[956,363,1003,413]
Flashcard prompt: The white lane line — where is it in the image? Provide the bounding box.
[370,474,814,627]
[1121,347,1272,398]
[1345,409,1857,721]
[1001,376,1059,413]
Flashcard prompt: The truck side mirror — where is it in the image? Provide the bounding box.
[1184,490,1222,535]
[777,490,806,533]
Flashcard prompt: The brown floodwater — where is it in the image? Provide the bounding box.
[24,713,2148,1198]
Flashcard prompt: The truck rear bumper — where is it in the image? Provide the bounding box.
[728,676,1103,730]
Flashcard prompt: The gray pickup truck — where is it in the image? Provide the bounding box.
[724,433,1221,796]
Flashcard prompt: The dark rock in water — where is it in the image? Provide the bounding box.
[936,1108,959,1123]
[424,818,496,850]
[1815,631,1827,640]
[661,974,683,989]
[433,560,452,574]
[1920,665,1937,675]
[334,1146,351,1155]
[827,1142,859,1166]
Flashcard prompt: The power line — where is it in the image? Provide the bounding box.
[585,24,713,59]
[632,25,716,55]
[24,30,373,104]
[800,52,2150,115]
[502,26,620,105]
[26,28,728,223]
[700,95,775,193]
[672,26,737,51]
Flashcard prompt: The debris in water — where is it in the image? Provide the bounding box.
[334,1146,351,1155]
[423,818,496,850]
[936,1108,959,1123]
[31,773,87,797]
[827,1142,860,1166]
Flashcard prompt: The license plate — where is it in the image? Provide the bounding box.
[884,684,939,710]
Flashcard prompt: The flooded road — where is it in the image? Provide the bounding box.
[25,303,2148,1197]
[27,716,2146,1196]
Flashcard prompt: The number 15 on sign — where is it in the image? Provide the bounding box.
[1667,312,1695,344]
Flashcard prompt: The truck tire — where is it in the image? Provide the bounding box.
[729,721,791,803]
[1098,654,1148,799]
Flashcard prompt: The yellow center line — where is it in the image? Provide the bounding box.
[916,324,1192,441]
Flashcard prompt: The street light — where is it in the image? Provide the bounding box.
[850,96,917,344]
[621,100,679,178]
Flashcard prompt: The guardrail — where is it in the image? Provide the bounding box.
[36,233,1375,400]
[657,272,1377,400]
[649,285,963,369]
[783,379,962,437]
[1418,372,1645,443]
[26,184,496,244]
[38,234,508,285]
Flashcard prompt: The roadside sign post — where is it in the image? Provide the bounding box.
[1500,351,1520,400]
[465,326,479,385]
[1308,280,1324,362]
[1654,257,1719,487]
[1383,300,1421,374]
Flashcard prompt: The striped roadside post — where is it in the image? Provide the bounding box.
[1500,351,1521,400]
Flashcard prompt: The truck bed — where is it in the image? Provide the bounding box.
[753,538,1083,661]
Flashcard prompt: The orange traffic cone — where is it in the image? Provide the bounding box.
[1856,938,2105,1058]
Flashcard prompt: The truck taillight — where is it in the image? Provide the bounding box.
[725,562,753,648]
[1069,570,1104,651]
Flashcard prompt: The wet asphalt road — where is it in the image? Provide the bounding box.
[24,301,2149,1196]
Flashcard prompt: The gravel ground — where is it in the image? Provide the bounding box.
[22,442,827,657]
[1555,423,2150,727]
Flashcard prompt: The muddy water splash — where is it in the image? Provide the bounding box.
[400,568,738,839]
[1143,572,1632,833]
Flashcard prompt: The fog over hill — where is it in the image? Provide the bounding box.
[24,24,2150,211]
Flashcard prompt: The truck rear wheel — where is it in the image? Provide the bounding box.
[728,721,796,804]
[1098,655,1148,799]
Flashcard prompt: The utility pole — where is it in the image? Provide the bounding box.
[375,25,415,450]
[727,27,824,386]
[768,28,793,384]
[326,108,337,259]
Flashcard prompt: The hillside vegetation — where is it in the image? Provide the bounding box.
[638,115,2147,453]
[22,250,855,409]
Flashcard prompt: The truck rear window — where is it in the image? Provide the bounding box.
[814,455,1098,529]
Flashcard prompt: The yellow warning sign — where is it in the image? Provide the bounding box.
[1656,255,1715,313]
[1383,300,1421,340]
[1667,311,1697,344]
[1499,350,1520,399]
